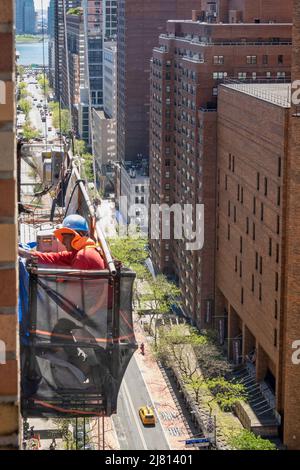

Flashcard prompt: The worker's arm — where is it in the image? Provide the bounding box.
[32,251,75,266]
[18,247,74,266]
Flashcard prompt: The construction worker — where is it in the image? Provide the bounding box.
[18,214,105,270]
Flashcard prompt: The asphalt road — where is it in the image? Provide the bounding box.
[112,355,170,450]
[25,78,57,141]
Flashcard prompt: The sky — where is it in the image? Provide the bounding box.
[34,0,50,10]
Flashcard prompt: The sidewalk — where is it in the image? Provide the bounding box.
[133,318,194,451]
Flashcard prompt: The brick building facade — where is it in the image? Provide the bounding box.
[281,0,300,451]
[117,0,201,163]
[0,0,19,449]
[149,5,292,327]
[215,82,296,446]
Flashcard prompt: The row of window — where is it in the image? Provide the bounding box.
[213,71,286,80]
[213,54,285,65]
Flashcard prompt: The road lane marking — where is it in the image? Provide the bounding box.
[122,379,148,450]
[132,355,171,450]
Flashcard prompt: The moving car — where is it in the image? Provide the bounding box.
[138,406,156,426]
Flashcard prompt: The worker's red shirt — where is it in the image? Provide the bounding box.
[34,247,105,270]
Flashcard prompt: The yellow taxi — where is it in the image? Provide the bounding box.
[138,406,156,426]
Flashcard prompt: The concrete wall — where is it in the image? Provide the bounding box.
[0,0,19,450]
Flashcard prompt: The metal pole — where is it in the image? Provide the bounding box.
[98,417,100,450]
[83,417,86,449]
[75,417,78,450]
[102,414,105,450]
[71,162,116,275]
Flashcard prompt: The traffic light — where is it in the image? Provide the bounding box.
[23,419,30,440]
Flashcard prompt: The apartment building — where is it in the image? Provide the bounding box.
[215,81,299,447]
[61,8,86,134]
[54,0,80,101]
[149,3,292,327]
[117,0,201,164]
[198,0,292,24]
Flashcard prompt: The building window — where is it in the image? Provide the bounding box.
[240,186,244,204]
[261,203,264,221]
[228,224,230,240]
[259,283,262,302]
[276,244,279,263]
[257,172,260,190]
[235,256,238,272]
[266,71,271,78]
[277,215,280,234]
[228,200,231,217]
[246,217,249,234]
[247,55,257,64]
[234,206,237,223]
[278,157,281,177]
[240,260,242,278]
[232,155,235,173]
[225,174,228,190]
[253,196,256,215]
[255,251,258,270]
[238,72,247,80]
[269,238,272,257]
[277,187,281,206]
[251,274,255,292]
[277,71,286,78]
[275,272,279,291]
[212,87,218,96]
[240,236,243,254]
[263,55,268,65]
[278,55,283,64]
[241,287,244,305]
[135,197,139,203]
[237,184,240,201]
[213,55,224,64]
[253,222,256,241]
[229,153,231,170]
[275,300,278,319]
[217,236,219,251]
[264,177,268,196]
[260,256,263,275]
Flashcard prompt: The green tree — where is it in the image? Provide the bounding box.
[52,107,71,134]
[229,429,277,450]
[74,139,87,156]
[18,98,32,117]
[82,152,94,182]
[23,122,40,140]
[141,275,181,346]
[206,377,247,412]
[17,65,25,78]
[37,73,49,96]
[155,324,207,376]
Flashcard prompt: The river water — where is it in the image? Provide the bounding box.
[17,41,49,66]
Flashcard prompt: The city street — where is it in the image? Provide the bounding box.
[25,76,56,141]
[113,355,170,450]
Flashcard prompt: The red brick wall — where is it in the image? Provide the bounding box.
[216,85,288,365]
[281,0,300,451]
[0,0,19,449]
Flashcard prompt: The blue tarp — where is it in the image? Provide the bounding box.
[18,242,36,344]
